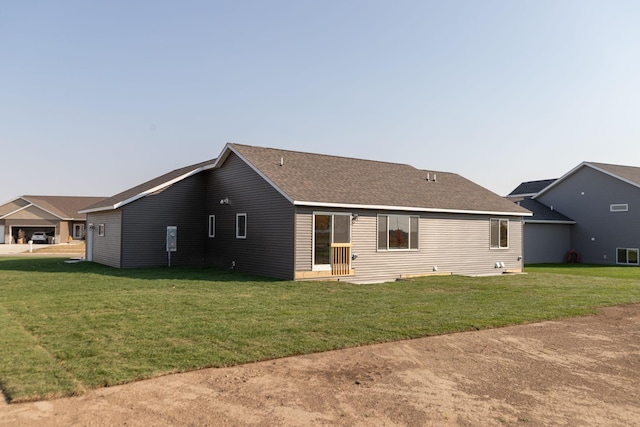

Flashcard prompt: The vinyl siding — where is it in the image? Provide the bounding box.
[523,223,571,264]
[295,212,313,271]
[120,173,207,268]
[205,153,295,279]
[87,211,122,268]
[537,166,640,265]
[296,208,524,282]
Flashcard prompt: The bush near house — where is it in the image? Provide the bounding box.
[1,258,639,403]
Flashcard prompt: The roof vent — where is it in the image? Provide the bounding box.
[280,157,284,167]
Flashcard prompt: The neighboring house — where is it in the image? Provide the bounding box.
[0,195,107,244]
[80,143,531,282]
[509,161,640,266]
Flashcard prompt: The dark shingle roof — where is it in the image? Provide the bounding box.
[80,158,216,213]
[508,179,556,197]
[21,196,108,219]
[229,144,530,215]
[516,199,574,223]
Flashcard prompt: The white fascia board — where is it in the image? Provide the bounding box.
[221,144,295,204]
[79,168,206,214]
[293,200,533,217]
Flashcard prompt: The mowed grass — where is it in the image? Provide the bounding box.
[1,258,640,403]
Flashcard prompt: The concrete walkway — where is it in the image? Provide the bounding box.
[0,244,84,256]
[0,244,45,254]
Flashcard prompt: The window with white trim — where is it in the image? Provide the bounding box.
[377,215,419,250]
[73,224,85,239]
[617,248,639,265]
[236,213,247,239]
[98,224,105,237]
[208,215,215,238]
[610,204,629,212]
[490,219,508,249]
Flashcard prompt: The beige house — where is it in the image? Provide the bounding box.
[0,195,106,244]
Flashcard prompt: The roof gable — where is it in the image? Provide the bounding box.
[219,144,530,216]
[534,161,640,199]
[80,159,216,213]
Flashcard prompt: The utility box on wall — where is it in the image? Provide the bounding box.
[166,226,177,252]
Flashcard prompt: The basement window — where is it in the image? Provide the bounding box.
[617,248,639,265]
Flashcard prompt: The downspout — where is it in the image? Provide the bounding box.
[86,222,94,261]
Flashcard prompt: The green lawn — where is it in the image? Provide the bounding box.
[1,258,639,403]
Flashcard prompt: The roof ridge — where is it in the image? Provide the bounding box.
[229,143,419,170]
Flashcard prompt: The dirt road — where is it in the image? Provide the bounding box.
[2,304,639,426]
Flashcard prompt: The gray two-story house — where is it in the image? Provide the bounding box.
[509,162,640,266]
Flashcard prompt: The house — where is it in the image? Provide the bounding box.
[509,161,640,266]
[80,143,531,282]
[0,195,107,244]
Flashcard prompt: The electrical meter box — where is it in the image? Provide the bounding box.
[166,226,177,252]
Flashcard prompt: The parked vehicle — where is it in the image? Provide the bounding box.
[30,232,50,244]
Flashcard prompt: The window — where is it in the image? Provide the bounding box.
[98,224,105,237]
[73,224,85,239]
[610,204,629,212]
[617,248,639,265]
[377,215,419,250]
[236,213,247,239]
[208,215,215,238]
[490,219,508,249]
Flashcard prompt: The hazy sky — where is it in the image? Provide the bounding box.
[1,1,639,205]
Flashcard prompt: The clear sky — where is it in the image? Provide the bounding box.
[1,1,639,205]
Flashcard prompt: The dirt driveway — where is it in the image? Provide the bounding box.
[2,304,639,426]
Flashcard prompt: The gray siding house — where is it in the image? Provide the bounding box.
[508,162,640,266]
[534,162,640,266]
[81,143,531,282]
